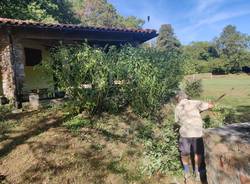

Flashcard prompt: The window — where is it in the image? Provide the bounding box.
[24,48,42,66]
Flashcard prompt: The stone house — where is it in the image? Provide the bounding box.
[0,18,157,107]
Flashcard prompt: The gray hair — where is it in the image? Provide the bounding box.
[175,91,188,101]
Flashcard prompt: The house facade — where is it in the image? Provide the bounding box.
[0,18,157,107]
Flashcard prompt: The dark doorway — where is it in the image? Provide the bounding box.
[24,48,42,66]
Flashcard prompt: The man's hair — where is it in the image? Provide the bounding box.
[175,91,188,101]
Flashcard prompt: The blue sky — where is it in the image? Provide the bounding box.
[108,0,250,44]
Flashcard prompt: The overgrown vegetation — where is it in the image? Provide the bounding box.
[142,118,181,176]
[184,79,203,98]
[1,0,250,183]
[46,50,185,175]
[43,44,184,116]
[203,104,236,128]
[60,104,183,177]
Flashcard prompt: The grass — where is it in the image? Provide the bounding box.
[197,73,250,123]
[0,107,180,184]
[201,74,250,106]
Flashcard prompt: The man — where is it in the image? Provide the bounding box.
[175,91,214,183]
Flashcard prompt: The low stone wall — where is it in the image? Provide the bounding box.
[204,123,250,184]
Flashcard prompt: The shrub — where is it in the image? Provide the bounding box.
[203,104,236,128]
[184,79,203,98]
[43,44,184,116]
[142,118,181,175]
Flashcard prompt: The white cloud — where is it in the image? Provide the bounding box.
[196,0,225,13]
[178,9,250,44]
[183,10,250,33]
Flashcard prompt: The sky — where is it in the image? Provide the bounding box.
[108,0,250,44]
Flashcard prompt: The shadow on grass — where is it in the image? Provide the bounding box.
[17,139,110,184]
[0,109,177,183]
[3,110,41,121]
[0,112,72,158]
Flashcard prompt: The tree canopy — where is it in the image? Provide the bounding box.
[69,0,144,28]
[215,25,250,71]
[183,41,219,61]
[215,25,249,56]
[0,0,79,24]
[0,0,144,28]
[156,24,181,52]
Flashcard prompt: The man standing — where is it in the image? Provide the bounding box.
[175,91,213,183]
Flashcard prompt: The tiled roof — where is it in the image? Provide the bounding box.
[0,17,156,35]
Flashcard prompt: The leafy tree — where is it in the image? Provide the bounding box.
[184,79,203,98]
[156,24,181,52]
[184,41,219,61]
[119,16,145,29]
[215,25,250,71]
[0,0,79,24]
[43,44,184,116]
[1,0,144,28]
[69,0,144,28]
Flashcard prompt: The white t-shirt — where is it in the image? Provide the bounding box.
[175,99,210,138]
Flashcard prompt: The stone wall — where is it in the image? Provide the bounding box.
[0,31,15,99]
[204,123,250,184]
[12,39,25,97]
[0,30,25,101]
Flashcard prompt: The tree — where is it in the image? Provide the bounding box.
[183,41,218,61]
[69,0,144,28]
[0,0,144,28]
[215,25,250,71]
[156,24,181,52]
[0,0,79,24]
[119,16,145,29]
[44,44,184,116]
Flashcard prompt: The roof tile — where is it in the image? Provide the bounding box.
[0,17,156,34]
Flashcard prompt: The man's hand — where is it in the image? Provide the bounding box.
[208,102,214,109]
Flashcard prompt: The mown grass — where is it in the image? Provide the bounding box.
[201,74,250,105]
[198,73,250,123]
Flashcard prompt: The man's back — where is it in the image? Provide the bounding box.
[175,99,210,138]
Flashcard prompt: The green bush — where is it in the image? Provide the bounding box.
[203,104,236,128]
[184,79,203,98]
[142,118,181,175]
[43,44,184,116]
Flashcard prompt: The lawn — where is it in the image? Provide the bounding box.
[198,73,250,123]
[201,74,250,105]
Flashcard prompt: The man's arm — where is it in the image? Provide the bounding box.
[195,100,214,112]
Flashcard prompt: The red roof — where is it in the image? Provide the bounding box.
[0,17,156,35]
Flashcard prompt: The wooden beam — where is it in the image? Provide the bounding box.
[11,27,139,43]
